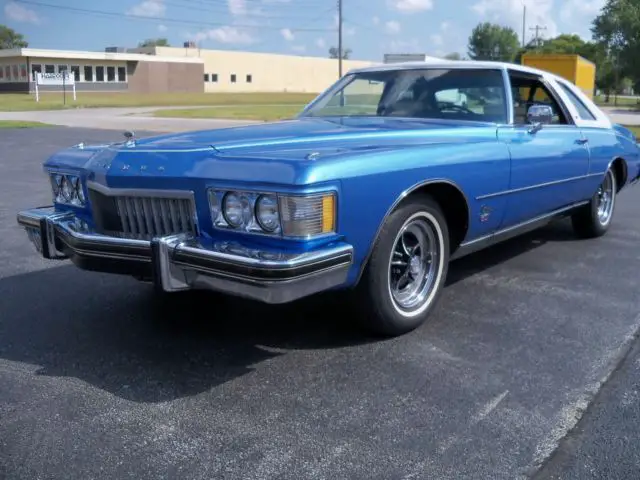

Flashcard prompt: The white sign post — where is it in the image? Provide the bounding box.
[35,72,76,103]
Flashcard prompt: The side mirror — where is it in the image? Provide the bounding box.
[526,104,553,132]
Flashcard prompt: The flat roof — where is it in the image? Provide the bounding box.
[348,59,567,82]
[0,48,204,64]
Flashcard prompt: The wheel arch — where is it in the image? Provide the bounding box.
[609,157,628,192]
[355,178,470,283]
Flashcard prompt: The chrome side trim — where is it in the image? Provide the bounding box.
[450,200,589,261]
[476,172,606,200]
[355,178,470,284]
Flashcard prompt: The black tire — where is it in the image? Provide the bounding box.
[355,194,450,336]
[571,168,617,239]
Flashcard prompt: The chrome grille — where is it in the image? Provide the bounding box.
[114,195,197,238]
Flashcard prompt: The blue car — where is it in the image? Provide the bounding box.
[17,61,640,336]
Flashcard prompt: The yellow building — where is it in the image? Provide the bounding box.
[132,45,377,93]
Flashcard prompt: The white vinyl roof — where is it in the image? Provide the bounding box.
[0,48,204,64]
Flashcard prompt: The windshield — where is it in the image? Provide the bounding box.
[301,68,508,124]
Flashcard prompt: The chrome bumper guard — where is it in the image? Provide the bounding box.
[17,207,354,304]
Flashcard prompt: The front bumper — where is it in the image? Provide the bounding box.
[17,207,354,304]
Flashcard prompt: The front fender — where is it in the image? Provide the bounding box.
[332,141,512,286]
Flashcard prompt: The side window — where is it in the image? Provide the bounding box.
[558,82,596,120]
[509,73,569,125]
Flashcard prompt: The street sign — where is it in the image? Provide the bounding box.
[34,72,76,103]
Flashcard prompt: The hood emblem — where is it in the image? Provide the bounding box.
[123,130,136,148]
[306,152,321,160]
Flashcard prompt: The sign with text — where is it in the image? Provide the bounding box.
[34,72,76,103]
[36,72,75,86]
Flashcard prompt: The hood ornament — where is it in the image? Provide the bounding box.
[123,130,136,148]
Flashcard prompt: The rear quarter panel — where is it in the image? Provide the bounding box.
[583,125,640,193]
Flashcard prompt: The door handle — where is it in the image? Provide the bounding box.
[576,138,589,145]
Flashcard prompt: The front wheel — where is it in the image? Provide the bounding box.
[571,168,617,238]
[355,195,450,336]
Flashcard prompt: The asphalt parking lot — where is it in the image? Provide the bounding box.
[1,127,640,479]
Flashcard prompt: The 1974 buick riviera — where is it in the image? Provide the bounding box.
[17,61,640,336]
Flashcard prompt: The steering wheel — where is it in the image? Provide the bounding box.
[440,103,475,115]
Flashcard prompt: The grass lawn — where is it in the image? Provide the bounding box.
[0,120,53,128]
[622,125,640,136]
[594,95,640,108]
[153,104,306,121]
[0,92,318,112]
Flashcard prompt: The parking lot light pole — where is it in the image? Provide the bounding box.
[338,0,343,77]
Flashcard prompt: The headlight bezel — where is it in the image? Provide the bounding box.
[47,170,87,207]
[208,187,337,239]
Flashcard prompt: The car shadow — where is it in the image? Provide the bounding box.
[0,218,580,403]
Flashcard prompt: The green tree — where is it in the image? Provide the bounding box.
[329,46,351,59]
[467,22,520,62]
[443,52,461,60]
[0,25,28,49]
[138,38,170,47]
[591,0,640,93]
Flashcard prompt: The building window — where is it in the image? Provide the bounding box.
[44,64,55,73]
[246,74,252,83]
[211,74,218,82]
[71,66,80,82]
[204,73,209,82]
[117,66,126,82]
[0,67,4,81]
[96,66,105,82]
[12,65,18,80]
[84,66,93,82]
[57,64,68,73]
[31,64,42,81]
[230,74,236,83]
[107,66,115,82]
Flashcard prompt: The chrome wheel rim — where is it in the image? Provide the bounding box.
[596,170,615,225]
[388,213,441,314]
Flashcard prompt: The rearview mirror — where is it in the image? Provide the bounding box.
[526,104,553,132]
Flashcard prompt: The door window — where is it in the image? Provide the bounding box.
[508,71,569,125]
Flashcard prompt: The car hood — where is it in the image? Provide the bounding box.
[119,116,496,157]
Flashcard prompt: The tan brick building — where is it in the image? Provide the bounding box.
[0,45,377,95]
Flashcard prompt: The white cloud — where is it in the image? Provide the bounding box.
[127,0,165,17]
[280,28,294,41]
[385,20,401,34]
[372,16,380,25]
[430,33,444,46]
[388,38,421,52]
[4,2,41,23]
[388,0,433,13]
[440,21,450,31]
[157,24,167,32]
[471,0,558,41]
[315,38,326,48]
[228,0,246,15]
[191,26,257,45]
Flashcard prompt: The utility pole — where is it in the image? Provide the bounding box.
[521,4,526,47]
[529,24,547,49]
[337,0,343,77]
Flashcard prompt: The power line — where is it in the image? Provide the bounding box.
[12,0,334,32]
[529,24,547,47]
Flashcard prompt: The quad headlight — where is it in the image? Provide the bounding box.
[49,172,86,206]
[208,188,336,238]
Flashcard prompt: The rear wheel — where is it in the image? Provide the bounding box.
[356,195,449,336]
[571,168,617,238]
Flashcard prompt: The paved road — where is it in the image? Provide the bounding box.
[1,104,639,132]
[535,339,640,479]
[1,127,640,479]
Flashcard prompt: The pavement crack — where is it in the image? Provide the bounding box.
[528,315,640,479]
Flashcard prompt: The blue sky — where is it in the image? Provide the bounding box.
[3,0,606,61]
